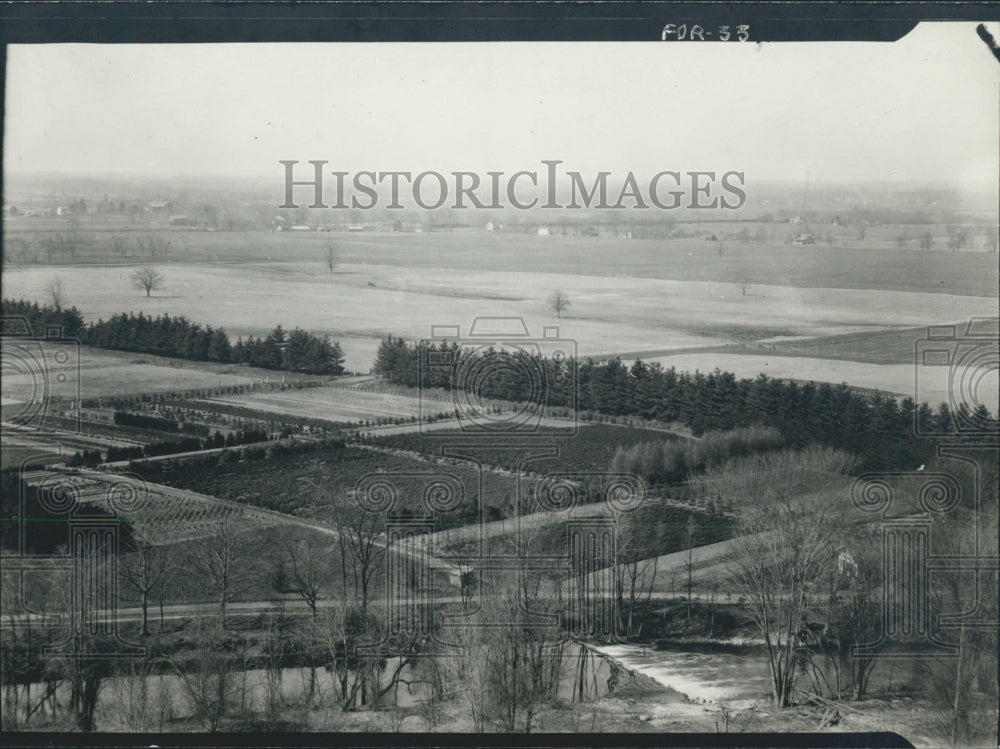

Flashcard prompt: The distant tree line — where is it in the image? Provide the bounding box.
[373,336,996,471]
[229,325,344,375]
[0,299,346,375]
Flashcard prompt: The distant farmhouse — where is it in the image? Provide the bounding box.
[793,233,816,245]
[147,200,173,213]
[169,214,196,227]
[392,220,422,232]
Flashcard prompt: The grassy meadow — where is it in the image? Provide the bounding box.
[2,228,996,407]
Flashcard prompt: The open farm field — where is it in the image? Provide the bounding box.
[206,385,426,424]
[641,351,1000,411]
[753,319,1000,364]
[4,253,995,375]
[4,224,998,295]
[0,342,259,405]
[203,382,586,434]
[754,324,941,362]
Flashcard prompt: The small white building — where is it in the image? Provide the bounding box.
[537,226,550,237]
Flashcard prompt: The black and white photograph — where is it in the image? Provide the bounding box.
[1,5,998,745]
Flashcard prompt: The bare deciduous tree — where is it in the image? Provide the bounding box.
[685,514,697,619]
[319,602,419,713]
[824,536,882,701]
[135,234,171,262]
[303,473,350,594]
[196,520,247,627]
[324,498,385,612]
[45,277,65,311]
[286,538,326,618]
[919,473,998,747]
[119,537,168,636]
[108,658,164,731]
[730,489,839,707]
[44,538,116,731]
[130,267,165,298]
[444,577,565,732]
[324,241,338,274]
[172,620,249,732]
[615,520,658,637]
[547,291,570,319]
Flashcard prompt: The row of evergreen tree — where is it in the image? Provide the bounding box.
[0,299,85,338]
[83,311,233,362]
[1,299,346,376]
[373,336,997,470]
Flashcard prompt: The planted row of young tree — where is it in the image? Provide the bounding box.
[67,429,275,466]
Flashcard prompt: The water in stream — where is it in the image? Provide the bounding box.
[3,643,656,729]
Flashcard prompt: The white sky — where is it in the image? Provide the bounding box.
[4,22,999,186]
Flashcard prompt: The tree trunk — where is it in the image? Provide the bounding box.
[78,676,101,732]
[951,623,967,747]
